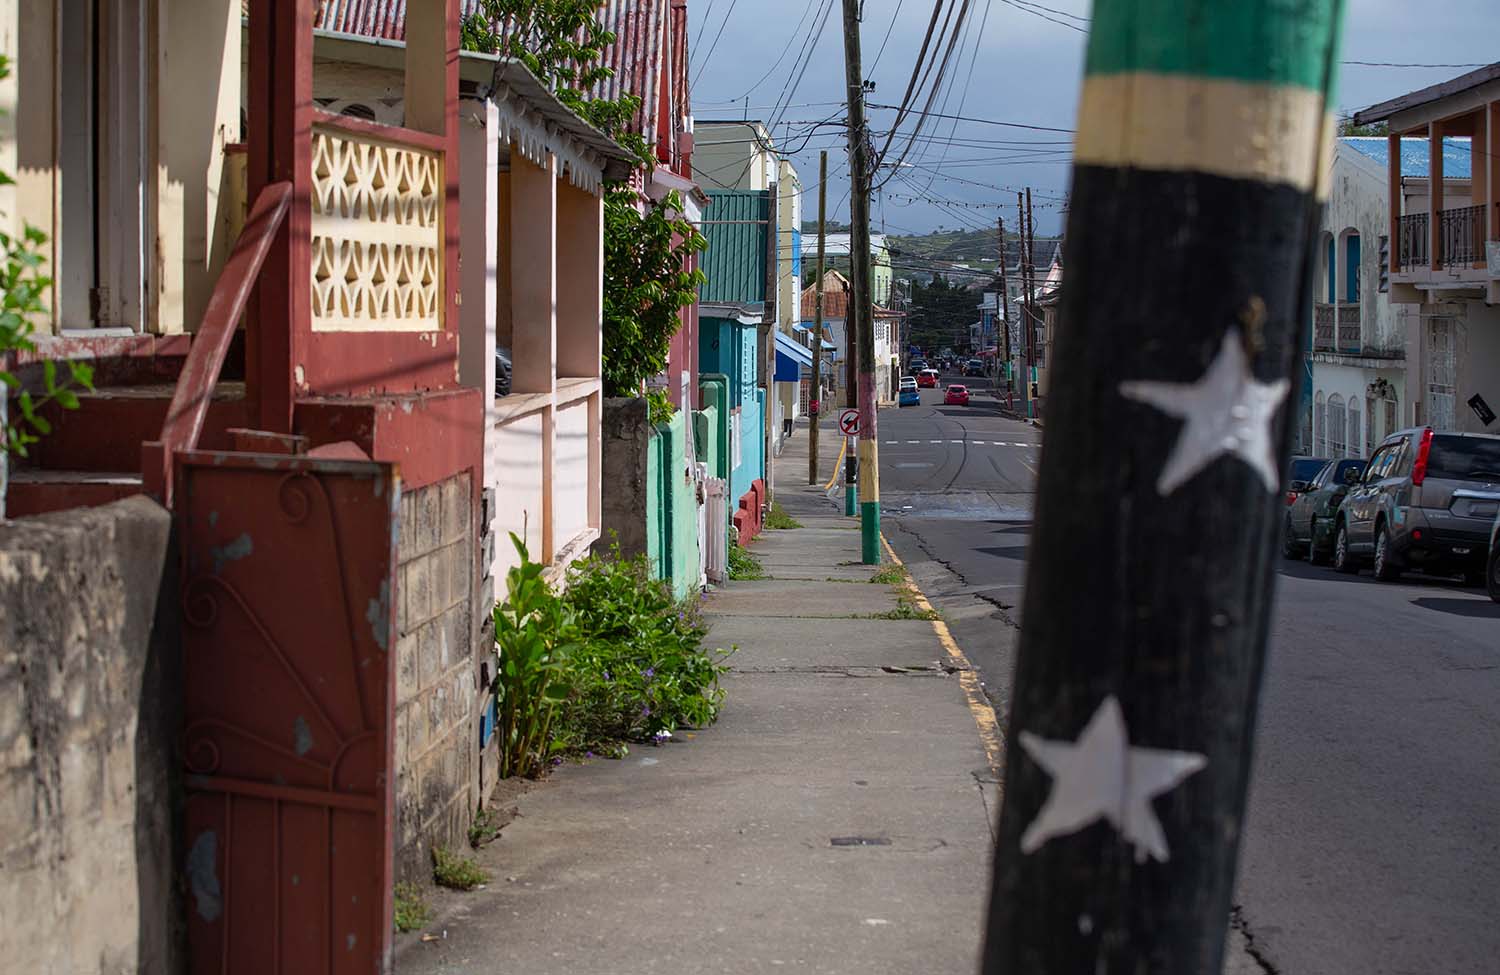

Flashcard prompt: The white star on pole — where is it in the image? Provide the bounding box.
[1119,329,1289,496]
[1019,696,1207,864]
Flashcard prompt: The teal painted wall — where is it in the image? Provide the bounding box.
[694,406,720,475]
[644,410,701,601]
[700,191,770,304]
[732,392,764,506]
[700,377,730,482]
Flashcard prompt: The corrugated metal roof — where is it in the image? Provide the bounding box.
[1341,136,1473,180]
[700,190,769,305]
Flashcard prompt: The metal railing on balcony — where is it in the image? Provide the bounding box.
[1398,212,1428,270]
[1313,302,1361,354]
[1439,204,1486,267]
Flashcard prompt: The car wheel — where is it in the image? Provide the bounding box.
[1488,550,1500,604]
[1333,523,1358,574]
[1281,514,1300,560]
[1307,517,1330,565]
[1372,524,1401,582]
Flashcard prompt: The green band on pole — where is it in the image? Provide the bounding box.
[860,502,880,564]
[845,484,857,517]
[1085,0,1344,96]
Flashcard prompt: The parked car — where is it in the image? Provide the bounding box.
[1284,455,1329,508]
[963,358,985,377]
[917,369,940,388]
[1332,428,1500,583]
[495,346,513,397]
[1488,511,1500,602]
[898,376,920,407]
[911,359,929,374]
[943,384,970,406]
[1283,458,1366,563]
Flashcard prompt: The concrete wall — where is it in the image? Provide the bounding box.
[601,397,653,558]
[600,398,702,599]
[0,496,182,975]
[394,473,478,883]
[655,409,702,600]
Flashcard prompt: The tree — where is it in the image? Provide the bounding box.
[462,1,706,416]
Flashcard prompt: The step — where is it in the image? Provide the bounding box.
[4,469,145,518]
[19,381,248,472]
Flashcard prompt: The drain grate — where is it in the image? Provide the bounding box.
[830,836,892,847]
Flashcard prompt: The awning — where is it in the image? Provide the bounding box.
[775,330,813,382]
[792,322,810,333]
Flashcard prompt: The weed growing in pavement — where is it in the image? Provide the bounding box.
[492,534,576,779]
[433,846,490,891]
[728,545,765,580]
[554,544,731,752]
[468,807,504,848]
[393,882,430,932]
[764,502,802,530]
[869,564,908,585]
[864,596,942,621]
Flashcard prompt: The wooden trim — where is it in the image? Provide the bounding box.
[1388,132,1401,276]
[311,110,448,153]
[555,376,601,407]
[1429,121,1443,272]
[1490,101,1500,242]
[490,390,552,426]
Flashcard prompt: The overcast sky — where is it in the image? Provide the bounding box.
[687,0,1500,238]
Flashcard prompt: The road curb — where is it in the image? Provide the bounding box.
[879,532,1006,775]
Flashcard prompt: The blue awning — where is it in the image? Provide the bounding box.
[775,330,813,382]
[792,322,811,333]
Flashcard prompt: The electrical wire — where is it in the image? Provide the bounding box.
[692,0,742,87]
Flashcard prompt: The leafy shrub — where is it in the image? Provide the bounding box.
[553,544,729,751]
[492,534,576,779]
[728,545,765,581]
[393,882,430,933]
[432,845,489,891]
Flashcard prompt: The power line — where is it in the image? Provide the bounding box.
[717,0,827,104]
[692,0,742,87]
[869,0,908,74]
[1342,60,1486,68]
[868,103,1075,133]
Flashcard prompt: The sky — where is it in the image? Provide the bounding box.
[686,0,1500,239]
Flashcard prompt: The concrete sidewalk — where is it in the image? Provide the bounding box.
[399,418,1001,974]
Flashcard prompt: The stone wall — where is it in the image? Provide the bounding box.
[0,496,182,974]
[600,396,652,558]
[394,472,478,883]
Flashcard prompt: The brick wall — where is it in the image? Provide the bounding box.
[394,472,478,882]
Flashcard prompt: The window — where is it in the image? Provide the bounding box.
[1377,235,1390,294]
[1347,396,1362,458]
[1366,398,1376,455]
[1427,436,1500,480]
[1314,392,1327,455]
[1327,393,1345,457]
[1426,319,1456,431]
[1325,236,1336,303]
[1345,233,1360,302]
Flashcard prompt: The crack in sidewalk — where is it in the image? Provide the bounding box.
[1229,906,1279,974]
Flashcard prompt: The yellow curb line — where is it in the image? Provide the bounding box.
[880,533,1005,775]
[821,436,847,493]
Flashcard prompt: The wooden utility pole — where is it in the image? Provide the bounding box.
[998,214,1011,402]
[810,151,828,485]
[1024,187,1036,418]
[1016,191,1031,419]
[980,2,1344,973]
[841,0,879,563]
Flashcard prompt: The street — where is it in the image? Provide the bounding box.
[877,376,1500,974]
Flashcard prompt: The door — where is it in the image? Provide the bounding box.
[177,452,400,975]
[1426,318,1457,431]
[1292,463,1330,538]
[1345,445,1392,548]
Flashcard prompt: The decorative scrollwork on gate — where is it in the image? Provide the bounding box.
[310,125,442,331]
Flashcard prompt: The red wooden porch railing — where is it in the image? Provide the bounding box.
[141,182,293,506]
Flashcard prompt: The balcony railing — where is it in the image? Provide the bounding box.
[1398,212,1428,270]
[1313,302,1361,354]
[1398,205,1489,270]
[1439,204,1486,267]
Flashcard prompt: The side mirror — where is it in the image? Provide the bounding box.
[1344,468,1362,485]
[1289,480,1309,494]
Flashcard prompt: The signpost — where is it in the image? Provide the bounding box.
[838,408,861,436]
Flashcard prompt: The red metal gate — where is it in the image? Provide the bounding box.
[177,451,399,974]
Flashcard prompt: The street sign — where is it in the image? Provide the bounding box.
[839,408,861,436]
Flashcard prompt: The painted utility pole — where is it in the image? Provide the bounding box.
[763,179,778,502]
[1016,192,1031,420]
[810,151,828,485]
[980,3,1344,973]
[1024,188,1037,419]
[998,214,1012,405]
[841,0,879,564]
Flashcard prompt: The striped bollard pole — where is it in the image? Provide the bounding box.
[982,3,1344,973]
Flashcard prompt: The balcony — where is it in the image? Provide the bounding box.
[1398,205,1490,270]
[1313,302,1361,354]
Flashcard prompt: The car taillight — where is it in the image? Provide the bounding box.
[1411,428,1434,486]
[1285,491,1298,506]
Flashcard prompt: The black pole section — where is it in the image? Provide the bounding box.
[981,2,1345,972]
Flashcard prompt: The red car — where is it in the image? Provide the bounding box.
[944,384,970,406]
[917,369,940,388]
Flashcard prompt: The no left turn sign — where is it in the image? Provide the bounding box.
[839,409,861,436]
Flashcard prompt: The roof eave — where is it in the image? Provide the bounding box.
[1352,62,1500,125]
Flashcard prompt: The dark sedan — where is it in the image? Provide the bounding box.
[1283,458,1366,563]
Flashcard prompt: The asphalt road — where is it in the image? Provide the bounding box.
[876,374,1500,974]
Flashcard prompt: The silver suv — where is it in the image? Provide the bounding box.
[1332,427,1500,583]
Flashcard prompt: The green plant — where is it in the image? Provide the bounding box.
[553,544,730,751]
[0,55,93,459]
[646,387,676,427]
[492,534,577,779]
[393,882,430,933]
[764,502,802,530]
[432,845,490,891]
[461,3,707,400]
[727,544,765,581]
[469,806,504,847]
[870,564,907,586]
[865,596,941,621]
